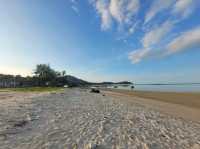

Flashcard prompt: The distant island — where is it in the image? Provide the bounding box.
[92,81,133,85]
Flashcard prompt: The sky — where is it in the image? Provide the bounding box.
[0,0,200,83]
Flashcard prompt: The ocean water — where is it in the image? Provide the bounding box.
[108,84,200,93]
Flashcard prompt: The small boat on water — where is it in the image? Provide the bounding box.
[131,86,134,89]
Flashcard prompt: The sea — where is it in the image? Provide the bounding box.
[107,83,200,93]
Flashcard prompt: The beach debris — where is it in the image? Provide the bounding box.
[13,120,27,128]
[64,85,69,88]
[13,120,28,128]
[90,88,100,93]
[26,114,32,121]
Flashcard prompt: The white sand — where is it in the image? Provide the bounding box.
[0,89,200,149]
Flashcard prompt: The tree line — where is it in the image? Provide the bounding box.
[0,64,88,88]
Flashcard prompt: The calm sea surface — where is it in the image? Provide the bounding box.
[108,84,200,93]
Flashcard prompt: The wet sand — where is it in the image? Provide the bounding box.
[102,88,200,109]
[102,89,200,122]
[0,89,200,149]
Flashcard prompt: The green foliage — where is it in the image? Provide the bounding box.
[62,70,66,76]
[33,64,69,87]
[34,64,57,86]
[0,64,89,88]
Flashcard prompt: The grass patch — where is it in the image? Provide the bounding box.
[0,87,64,92]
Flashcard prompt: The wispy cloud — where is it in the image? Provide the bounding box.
[166,26,200,55]
[128,0,198,64]
[70,0,80,15]
[172,0,195,19]
[144,0,173,23]
[129,20,174,64]
[90,0,140,30]
[94,0,112,30]
[142,20,174,48]
[109,0,139,24]
[128,21,139,35]
[71,5,79,14]
[129,26,200,63]
[89,0,198,64]
[128,48,151,63]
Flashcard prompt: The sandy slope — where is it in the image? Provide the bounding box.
[0,89,200,149]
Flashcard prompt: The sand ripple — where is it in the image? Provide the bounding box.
[0,89,200,149]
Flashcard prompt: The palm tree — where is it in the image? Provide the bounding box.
[34,64,57,86]
[62,70,66,77]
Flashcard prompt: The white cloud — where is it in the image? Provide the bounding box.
[145,0,173,23]
[89,0,199,64]
[128,48,151,63]
[129,26,200,63]
[94,0,113,30]
[110,0,139,24]
[172,0,195,19]
[142,20,173,47]
[166,26,200,55]
[129,20,174,64]
[128,21,139,35]
[109,0,124,23]
[70,0,80,15]
[71,5,79,14]
[90,0,140,30]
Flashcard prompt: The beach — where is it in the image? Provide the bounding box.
[102,89,200,122]
[0,88,200,149]
[102,88,200,108]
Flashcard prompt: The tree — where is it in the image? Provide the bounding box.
[61,70,66,77]
[34,64,57,86]
[56,71,61,77]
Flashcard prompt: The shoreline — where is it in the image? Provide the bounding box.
[101,88,200,109]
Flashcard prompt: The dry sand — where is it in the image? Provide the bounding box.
[0,88,200,149]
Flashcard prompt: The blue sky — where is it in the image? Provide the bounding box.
[0,0,200,83]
